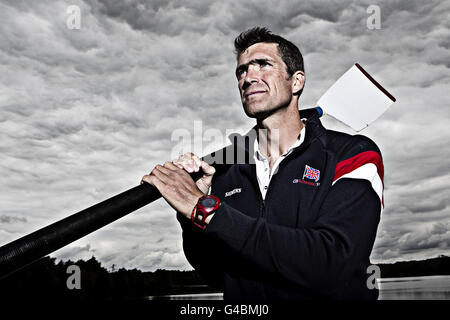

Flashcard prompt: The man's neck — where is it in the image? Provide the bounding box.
[256,105,304,164]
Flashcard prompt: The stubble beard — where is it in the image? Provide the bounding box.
[243,99,290,121]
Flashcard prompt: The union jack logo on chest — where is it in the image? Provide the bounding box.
[303,165,320,182]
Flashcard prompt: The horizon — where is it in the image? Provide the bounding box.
[47,254,450,273]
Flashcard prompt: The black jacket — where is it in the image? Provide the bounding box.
[177,108,383,300]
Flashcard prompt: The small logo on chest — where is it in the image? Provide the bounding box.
[225,188,242,197]
[303,165,320,182]
[292,165,321,187]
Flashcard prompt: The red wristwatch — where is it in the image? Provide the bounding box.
[191,195,221,229]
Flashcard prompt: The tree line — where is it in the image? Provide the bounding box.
[0,255,448,301]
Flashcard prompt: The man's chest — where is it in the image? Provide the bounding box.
[212,147,334,228]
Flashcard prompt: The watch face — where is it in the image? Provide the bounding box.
[200,196,217,208]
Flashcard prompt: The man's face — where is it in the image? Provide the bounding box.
[236,42,298,118]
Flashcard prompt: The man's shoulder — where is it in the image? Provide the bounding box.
[321,128,385,203]
[321,129,382,162]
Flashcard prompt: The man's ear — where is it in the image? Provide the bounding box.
[292,71,305,95]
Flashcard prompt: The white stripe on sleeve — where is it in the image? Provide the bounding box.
[332,163,383,204]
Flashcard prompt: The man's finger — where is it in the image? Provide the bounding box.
[140,174,150,185]
[173,157,198,173]
[164,161,183,171]
[200,160,216,176]
[178,153,193,162]
[172,160,184,169]
[141,174,163,188]
[151,165,172,183]
[191,154,202,171]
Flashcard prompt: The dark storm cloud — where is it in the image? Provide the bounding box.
[408,200,448,214]
[92,0,212,36]
[92,0,353,36]
[0,215,27,224]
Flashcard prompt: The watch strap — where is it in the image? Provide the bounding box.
[191,195,220,229]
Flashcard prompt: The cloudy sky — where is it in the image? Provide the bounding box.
[0,0,449,272]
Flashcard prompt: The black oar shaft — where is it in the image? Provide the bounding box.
[0,183,165,279]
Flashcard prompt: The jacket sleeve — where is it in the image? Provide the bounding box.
[176,212,224,289]
[204,178,382,295]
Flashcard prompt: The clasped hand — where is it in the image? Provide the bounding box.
[141,152,215,219]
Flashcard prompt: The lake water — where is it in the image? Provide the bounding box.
[148,275,450,300]
[378,275,450,300]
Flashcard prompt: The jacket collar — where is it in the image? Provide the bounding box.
[228,108,326,158]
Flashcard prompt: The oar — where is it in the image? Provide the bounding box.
[317,63,396,131]
[0,63,396,279]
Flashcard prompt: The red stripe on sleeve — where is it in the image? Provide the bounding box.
[334,151,384,184]
[334,151,385,207]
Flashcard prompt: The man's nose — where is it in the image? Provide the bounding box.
[242,65,260,90]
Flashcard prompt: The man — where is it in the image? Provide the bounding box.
[141,27,383,300]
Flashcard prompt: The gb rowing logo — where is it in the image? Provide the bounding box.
[293,164,321,187]
[303,165,320,182]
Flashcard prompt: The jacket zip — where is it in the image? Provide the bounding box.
[258,197,267,299]
[258,140,311,218]
[260,200,266,217]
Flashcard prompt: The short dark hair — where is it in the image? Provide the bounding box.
[234,27,304,78]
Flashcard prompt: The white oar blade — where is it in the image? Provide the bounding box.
[317,64,396,131]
